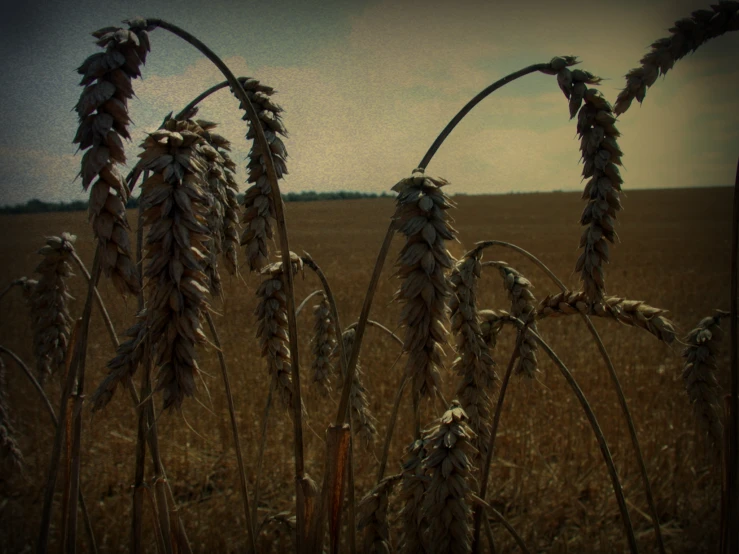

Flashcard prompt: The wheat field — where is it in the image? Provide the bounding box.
[0,187,731,553]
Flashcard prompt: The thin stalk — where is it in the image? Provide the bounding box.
[484,517,497,554]
[417,63,550,170]
[70,251,119,349]
[485,508,530,554]
[296,290,325,317]
[0,279,24,303]
[346,320,404,347]
[0,346,98,554]
[205,311,258,553]
[174,79,233,120]
[375,372,408,482]
[334,63,555,431]
[509,319,638,553]
[144,19,307,550]
[472,325,525,552]
[66,247,106,553]
[347,411,357,554]
[37,248,100,554]
[252,378,276,534]
[725,157,739,554]
[475,240,665,553]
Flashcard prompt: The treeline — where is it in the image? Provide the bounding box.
[0,190,391,215]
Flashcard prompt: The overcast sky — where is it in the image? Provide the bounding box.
[0,0,737,205]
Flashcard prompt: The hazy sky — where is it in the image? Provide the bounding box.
[0,0,737,205]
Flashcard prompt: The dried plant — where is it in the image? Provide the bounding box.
[545,56,623,304]
[240,78,289,272]
[397,438,429,554]
[486,261,540,377]
[478,309,507,350]
[0,356,23,471]
[357,474,401,554]
[538,290,676,344]
[420,402,477,554]
[393,168,456,400]
[139,118,211,410]
[449,254,496,456]
[90,310,147,411]
[255,254,303,410]
[74,21,151,295]
[338,328,377,445]
[682,312,727,454]
[310,293,336,396]
[28,234,76,384]
[614,2,739,115]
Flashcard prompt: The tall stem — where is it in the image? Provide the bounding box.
[474,239,664,553]
[205,312,258,553]
[145,19,306,550]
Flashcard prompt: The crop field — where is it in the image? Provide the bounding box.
[0,187,732,553]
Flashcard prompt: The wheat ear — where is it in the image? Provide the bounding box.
[538,290,676,344]
[449,254,496,457]
[338,328,377,446]
[393,168,456,402]
[682,312,728,455]
[311,293,337,396]
[139,118,212,410]
[74,21,151,295]
[421,402,477,554]
[397,437,430,554]
[0,356,23,471]
[357,474,402,554]
[239,78,289,272]
[614,2,739,115]
[28,234,76,384]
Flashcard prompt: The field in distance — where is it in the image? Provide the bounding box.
[0,187,731,553]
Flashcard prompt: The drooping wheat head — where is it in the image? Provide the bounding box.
[537,290,676,344]
[74,21,152,295]
[255,253,303,410]
[138,118,212,410]
[91,310,147,411]
[0,356,23,471]
[397,438,430,554]
[239,78,289,272]
[310,293,336,396]
[614,2,739,115]
[546,57,623,304]
[486,261,540,377]
[337,328,377,445]
[28,234,75,384]
[478,309,507,350]
[393,168,456,401]
[449,254,496,456]
[357,474,402,554]
[420,402,477,554]
[682,312,727,455]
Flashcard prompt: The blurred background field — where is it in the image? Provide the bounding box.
[0,187,732,553]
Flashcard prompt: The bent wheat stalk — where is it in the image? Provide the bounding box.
[473,239,665,553]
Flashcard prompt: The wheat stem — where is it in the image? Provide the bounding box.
[205,311,257,552]
[473,239,664,552]
[252,377,275,534]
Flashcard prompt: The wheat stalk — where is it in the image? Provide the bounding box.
[449,254,496,457]
[397,437,429,554]
[138,118,212,410]
[28,234,76,384]
[74,21,151,295]
[393,168,456,403]
[421,401,477,554]
[682,312,728,455]
[311,293,336,396]
[614,2,739,115]
[357,474,402,554]
[538,290,676,344]
[478,309,506,350]
[338,328,377,446]
[240,78,289,272]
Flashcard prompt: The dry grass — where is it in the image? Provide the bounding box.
[0,186,732,553]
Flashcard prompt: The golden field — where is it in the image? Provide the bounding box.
[0,187,732,553]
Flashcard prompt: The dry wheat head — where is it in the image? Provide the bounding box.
[310,293,336,396]
[337,328,377,445]
[398,437,430,554]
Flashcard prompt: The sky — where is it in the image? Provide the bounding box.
[0,0,737,206]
